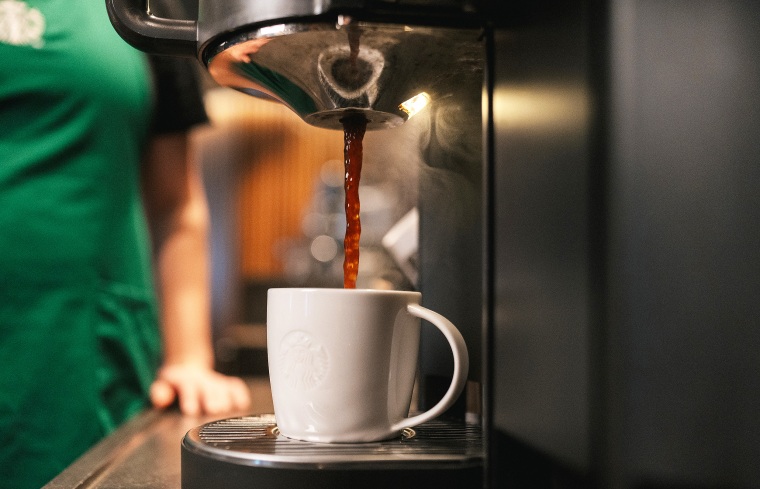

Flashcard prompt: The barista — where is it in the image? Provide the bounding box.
[0,1,250,488]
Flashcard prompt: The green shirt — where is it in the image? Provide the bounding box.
[0,1,161,487]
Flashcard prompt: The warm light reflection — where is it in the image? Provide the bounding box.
[492,85,588,128]
[399,92,431,119]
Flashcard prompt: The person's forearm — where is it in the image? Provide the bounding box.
[143,133,215,369]
[154,195,214,368]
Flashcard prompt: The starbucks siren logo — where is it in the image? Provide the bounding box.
[0,0,45,48]
[280,331,329,390]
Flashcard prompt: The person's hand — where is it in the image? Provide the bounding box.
[149,363,251,416]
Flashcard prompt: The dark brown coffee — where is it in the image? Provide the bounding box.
[341,114,367,288]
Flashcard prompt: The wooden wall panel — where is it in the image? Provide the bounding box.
[204,89,343,279]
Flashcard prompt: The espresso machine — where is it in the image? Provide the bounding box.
[107,0,488,487]
[106,1,760,488]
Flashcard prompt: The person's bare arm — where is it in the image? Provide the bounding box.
[142,132,250,416]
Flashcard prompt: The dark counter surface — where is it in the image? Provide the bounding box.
[43,377,273,489]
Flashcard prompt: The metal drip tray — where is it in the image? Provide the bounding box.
[181,414,483,489]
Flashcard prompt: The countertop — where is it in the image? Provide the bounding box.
[43,377,274,489]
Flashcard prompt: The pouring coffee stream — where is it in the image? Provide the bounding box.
[341,114,367,288]
[340,25,368,289]
[324,22,370,289]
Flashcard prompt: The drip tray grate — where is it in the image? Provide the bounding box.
[183,414,483,469]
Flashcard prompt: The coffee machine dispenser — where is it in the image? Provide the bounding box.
[107,1,760,488]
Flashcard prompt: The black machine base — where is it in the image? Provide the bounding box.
[181,414,483,489]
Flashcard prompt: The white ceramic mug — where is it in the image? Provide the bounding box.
[267,288,469,443]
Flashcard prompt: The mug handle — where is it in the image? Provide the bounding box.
[390,304,469,433]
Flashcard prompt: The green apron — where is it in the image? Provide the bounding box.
[0,1,161,487]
